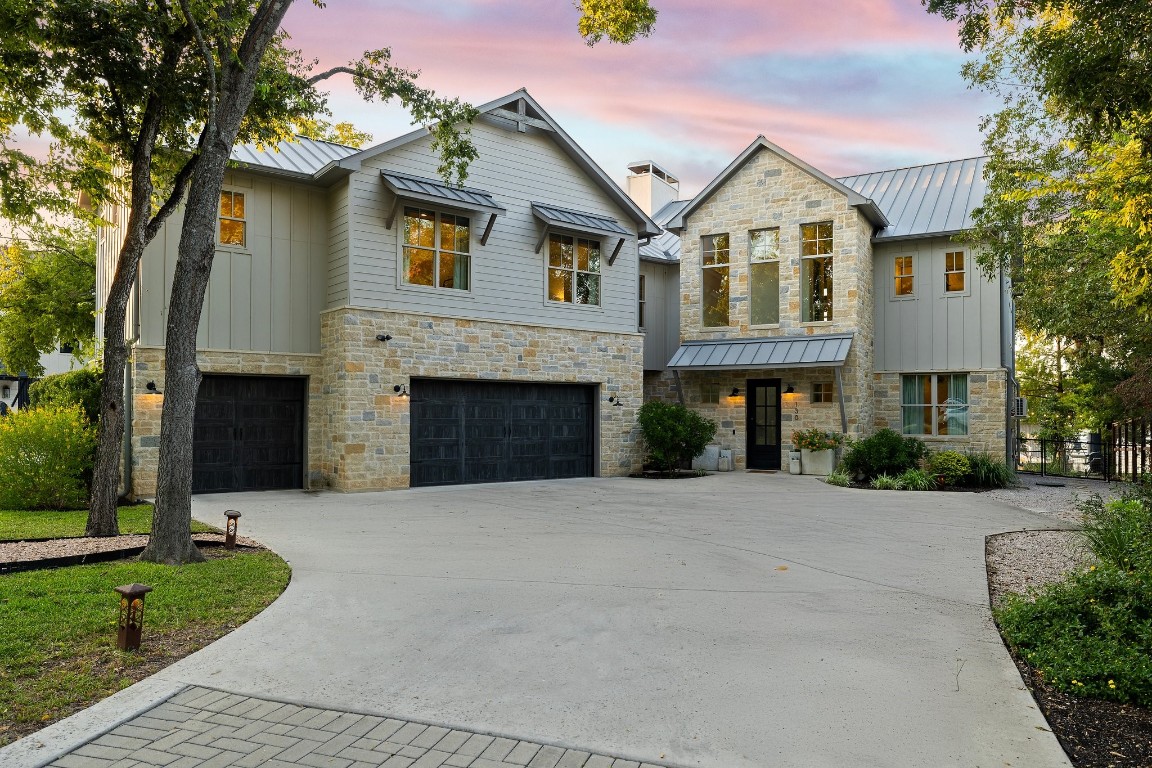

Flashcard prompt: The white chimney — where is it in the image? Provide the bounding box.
[626,161,679,216]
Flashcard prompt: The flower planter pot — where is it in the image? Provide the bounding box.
[800,448,836,476]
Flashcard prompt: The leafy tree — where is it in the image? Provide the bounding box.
[637,401,716,473]
[0,224,95,376]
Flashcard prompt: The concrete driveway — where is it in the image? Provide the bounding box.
[13,473,1071,767]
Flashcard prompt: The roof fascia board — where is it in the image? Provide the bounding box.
[669,360,847,371]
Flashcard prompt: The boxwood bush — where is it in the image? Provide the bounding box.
[840,428,928,481]
[927,450,970,486]
[637,401,717,473]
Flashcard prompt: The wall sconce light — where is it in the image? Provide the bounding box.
[608,395,625,407]
[785,384,795,395]
[375,334,393,342]
[145,381,162,394]
[393,384,409,398]
[730,387,741,397]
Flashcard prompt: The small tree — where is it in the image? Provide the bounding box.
[637,401,716,474]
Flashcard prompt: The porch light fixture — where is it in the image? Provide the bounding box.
[393,384,409,398]
[785,384,795,395]
[224,510,242,550]
[608,395,625,407]
[113,583,153,651]
[730,387,741,397]
[145,381,162,394]
[375,334,393,342]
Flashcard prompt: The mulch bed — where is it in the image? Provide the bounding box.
[1008,653,1152,768]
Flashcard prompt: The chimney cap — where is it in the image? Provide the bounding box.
[626,160,678,185]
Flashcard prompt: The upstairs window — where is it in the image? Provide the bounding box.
[638,274,646,329]
[801,222,833,322]
[894,255,914,296]
[403,207,470,290]
[219,191,246,247]
[945,250,966,293]
[702,233,730,327]
[548,233,600,305]
[749,228,780,325]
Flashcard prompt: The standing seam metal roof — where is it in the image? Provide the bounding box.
[837,157,987,240]
[667,334,853,370]
[230,137,359,176]
[381,170,505,213]
[531,203,632,236]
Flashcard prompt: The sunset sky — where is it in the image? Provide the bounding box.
[282,0,995,197]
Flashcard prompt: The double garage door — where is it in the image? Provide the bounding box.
[410,379,595,487]
[192,375,306,493]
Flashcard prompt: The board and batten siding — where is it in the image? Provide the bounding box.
[345,118,640,334]
[95,197,131,342]
[872,237,1002,372]
[327,177,351,307]
[137,171,329,353]
[640,261,680,371]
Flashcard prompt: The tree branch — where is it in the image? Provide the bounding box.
[146,153,200,242]
[179,0,217,134]
[306,65,357,85]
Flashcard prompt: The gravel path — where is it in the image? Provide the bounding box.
[985,475,1123,605]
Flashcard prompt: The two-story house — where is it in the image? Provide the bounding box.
[634,137,1013,471]
[98,90,659,496]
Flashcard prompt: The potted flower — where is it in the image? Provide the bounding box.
[791,428,844,476]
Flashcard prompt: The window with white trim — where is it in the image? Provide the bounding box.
[547,233,600,305]
[403,207,470,290]
[945,250,966,293]
[894,255,914,296]
[702,233,730,327]
[219,191,246,247]
[801,222,833,321]
[901,373,968,436]
[749,228,780,325]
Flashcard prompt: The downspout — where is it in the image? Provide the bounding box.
[672,369,686,406]
[121,271,141,501]
[833,367,848,434]
[1000,264,1016,468]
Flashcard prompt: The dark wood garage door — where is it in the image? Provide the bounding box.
[192,375,306,493]
[410,379,594,487]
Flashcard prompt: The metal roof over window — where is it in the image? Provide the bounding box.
[667,334,853,370]
[381,170,506,216]
[230,137,359,176]
[837,157,987,241]
[531,203,632,237]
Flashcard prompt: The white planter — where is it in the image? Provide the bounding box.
[800,448,836,476]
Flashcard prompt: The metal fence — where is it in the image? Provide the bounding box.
[1016,435,1110,479]
[1110,417,1152,483]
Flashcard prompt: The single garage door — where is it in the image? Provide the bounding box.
[410,379,595,487]
[192,375,306,493]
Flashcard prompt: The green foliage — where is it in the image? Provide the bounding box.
[824,470,851,487]
[964,451,1013,488]
[28,368,101,424]
[841,429,929,481]
[0,225,95,376]
[1080,497,1152,573]
[577,0,658,45]
[791,428,844,451]
[870,473,900,490]
[637,401,716,473]
[927,451,970,486]
[896,468,937,491]
[0,405,95,510]
[995,566,1152,706]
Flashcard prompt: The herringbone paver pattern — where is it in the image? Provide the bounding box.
[48,687,670,768]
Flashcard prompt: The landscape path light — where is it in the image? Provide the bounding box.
[113,583,153,651]
[225,510,242,550]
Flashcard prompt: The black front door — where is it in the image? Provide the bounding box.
[746,378,781,470]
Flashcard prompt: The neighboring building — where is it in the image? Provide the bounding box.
[636,137,1014,470]
[97,90,659,495]
[1,348,85,411]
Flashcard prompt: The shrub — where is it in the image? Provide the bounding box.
[1081,498,1152,573]
[928,450,970,486]
[896,468,936,491]
[824,470,851,487]
[791,428,844,451]
[871,473,900,490]
[995,566,1152,706]
[0,405,96,510]
[28,369,102,424]
[840,428,928,481]
[637,401,717,473]
[964,451,1013,488]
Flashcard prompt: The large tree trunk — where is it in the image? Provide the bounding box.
[143,0,293,564]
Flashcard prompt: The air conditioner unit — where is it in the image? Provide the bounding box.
[1013,396,1027,419]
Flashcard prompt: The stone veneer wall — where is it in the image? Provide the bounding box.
[872,369,1010,455]
[320,308,644,491]
[129,347,324,497]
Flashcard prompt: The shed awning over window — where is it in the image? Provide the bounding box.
[531,202,632,265]
[667,334,853,370]
[382,170,505,244]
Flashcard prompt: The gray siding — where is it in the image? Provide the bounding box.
[640,261,680,370]
[873,236,1002,371]
[327,178,351,307]
[346,120,640,333]
[139,171,328,353]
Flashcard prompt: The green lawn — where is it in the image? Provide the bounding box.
[0,505,218,541]
[0,551,291,746]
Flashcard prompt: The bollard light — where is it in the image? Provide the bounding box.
[114,583,153,651]
[224,510,242,550]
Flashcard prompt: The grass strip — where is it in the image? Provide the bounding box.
[0,505,218,541]
[0,550,290,746]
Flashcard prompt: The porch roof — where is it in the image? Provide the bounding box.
[667,334,853,370]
